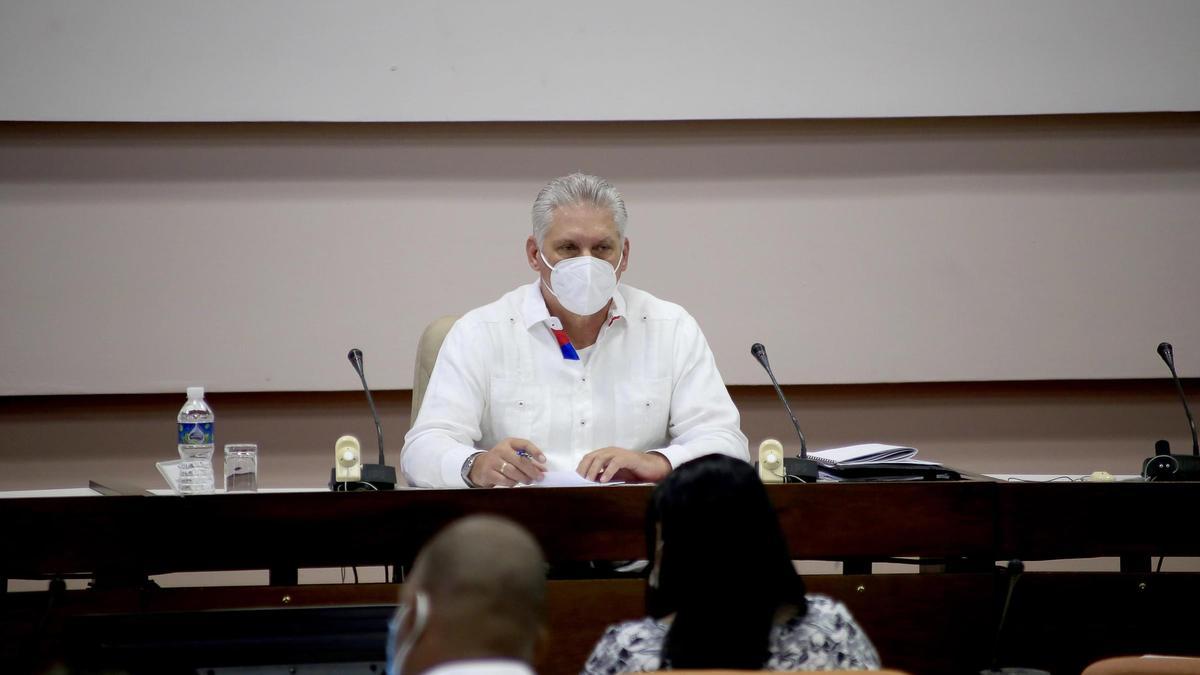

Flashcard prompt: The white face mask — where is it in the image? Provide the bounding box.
[540,250,624,316]
[387,591,430,675]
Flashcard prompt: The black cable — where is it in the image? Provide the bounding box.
[27,577,66,670]
[1156,556,1165,573]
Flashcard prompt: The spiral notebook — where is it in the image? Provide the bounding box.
[808,443,923,468]
[808,443,960,481]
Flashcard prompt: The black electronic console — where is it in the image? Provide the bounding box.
[821,462,962,482]
[1142,342,1200,482]
[1143,441,1200,481]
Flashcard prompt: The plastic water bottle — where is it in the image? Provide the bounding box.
[177,386,215,494]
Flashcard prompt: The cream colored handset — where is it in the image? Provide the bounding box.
[758,438,786,483]
[335,434,362,482]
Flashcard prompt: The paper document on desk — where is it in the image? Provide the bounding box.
[518,471,625,487]
[810,444,959,482]
[808,443,929,468]
[156,459,183,493]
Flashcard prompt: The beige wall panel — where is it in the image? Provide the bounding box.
[2,117,1199,395]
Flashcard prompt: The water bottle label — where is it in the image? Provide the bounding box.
[178,422,214,445]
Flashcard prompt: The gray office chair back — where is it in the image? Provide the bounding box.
[410,315,459,427]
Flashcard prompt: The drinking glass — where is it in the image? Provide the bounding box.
[223,443,258,492]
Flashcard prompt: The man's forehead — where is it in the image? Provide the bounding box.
[545,205,620,241]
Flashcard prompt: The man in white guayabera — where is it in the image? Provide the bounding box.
[400,173,749,489]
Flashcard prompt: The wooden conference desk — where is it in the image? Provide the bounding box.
[3,481,1199,674]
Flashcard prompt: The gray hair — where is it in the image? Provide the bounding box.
[531,172,628,246]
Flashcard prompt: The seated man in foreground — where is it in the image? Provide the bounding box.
[387,515,547,675]
[401,172,749,488]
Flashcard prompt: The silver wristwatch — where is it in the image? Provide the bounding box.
[461,452,485,488]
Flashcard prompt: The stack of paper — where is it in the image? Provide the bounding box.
[806,444,958,482]
[808,443,925,468]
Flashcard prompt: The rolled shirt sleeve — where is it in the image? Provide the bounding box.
[653,313,750,468]
[400,319,488,488]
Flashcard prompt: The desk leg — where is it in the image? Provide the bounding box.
[269,566,298,586]
[842,559,872,575]
[1120,555,1151,573]
[91,570,152,590]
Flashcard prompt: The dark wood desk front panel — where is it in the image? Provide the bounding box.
[4,481,1004,581]
[995,481,1200,560]
[6,481,1200,582]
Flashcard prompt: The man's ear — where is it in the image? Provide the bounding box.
[526,236,541,272]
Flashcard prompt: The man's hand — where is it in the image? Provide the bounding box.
[469,438,548,487]
[577,447,672,484]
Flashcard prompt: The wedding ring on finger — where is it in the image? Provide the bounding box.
[500,461,509,474]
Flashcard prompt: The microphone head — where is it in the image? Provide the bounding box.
[347,348,364,369]
[1006,559,1025,575]
[750,342,769,367]
[1157,341,1174,365]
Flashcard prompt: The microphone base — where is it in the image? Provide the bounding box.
[782,457,821,483]
[329,464,398,491]
[1142,454,1200,481]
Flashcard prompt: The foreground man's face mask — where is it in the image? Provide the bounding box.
[387,591,431,675]
[540,250,624,317]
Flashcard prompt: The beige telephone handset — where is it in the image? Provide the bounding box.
[334,434,363,483]
[758,438,786,483]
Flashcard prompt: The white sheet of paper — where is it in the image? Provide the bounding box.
[156,459,183,493]
[521,470,624,488]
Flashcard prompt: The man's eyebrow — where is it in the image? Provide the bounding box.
[549,233,617,246]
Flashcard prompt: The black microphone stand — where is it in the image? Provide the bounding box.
[979,560,1049,675]
[1142,342,1200,481]
[751,343,820,482]
[330,348,398,491]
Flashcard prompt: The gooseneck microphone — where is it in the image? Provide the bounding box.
[349,348,386,466]
[1158,342,1198,456]
[330,348,398,490]
[750,343,819,482]
[1142,342,1200,481]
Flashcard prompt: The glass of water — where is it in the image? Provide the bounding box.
[224,443,258,492]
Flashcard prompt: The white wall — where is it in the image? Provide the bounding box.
[2,118,1198,395]
[2,0,1199,122]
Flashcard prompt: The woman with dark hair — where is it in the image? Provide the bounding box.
[582,454,879,672]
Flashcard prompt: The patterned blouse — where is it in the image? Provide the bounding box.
[581,594,880,673]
